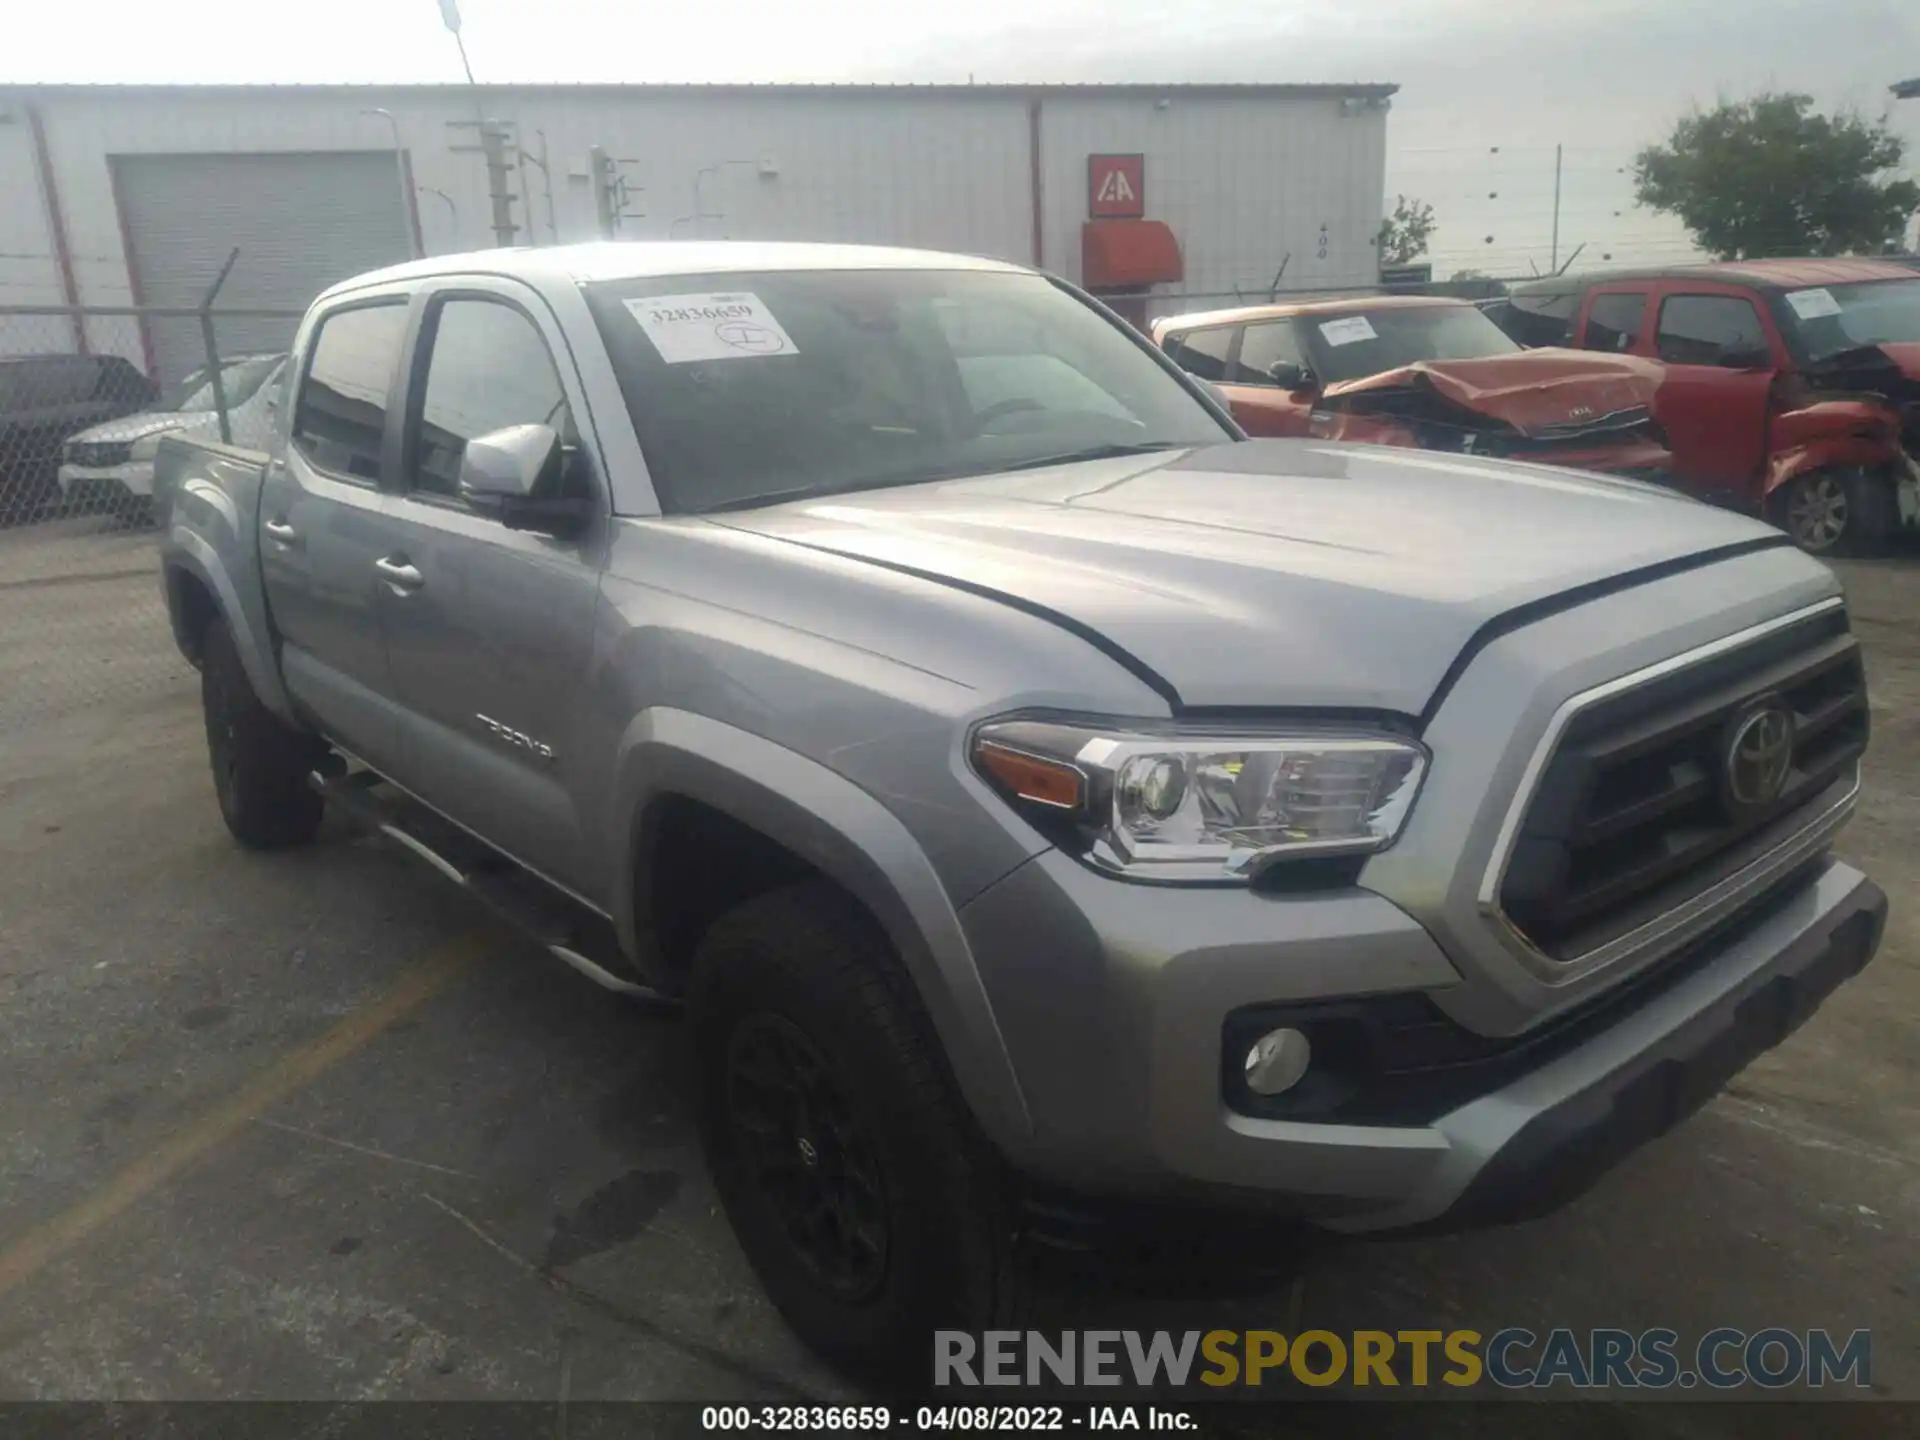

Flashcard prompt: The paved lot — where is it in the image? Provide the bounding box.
[1,517,1917,1426]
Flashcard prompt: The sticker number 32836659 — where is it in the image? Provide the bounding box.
[624,292,801,363]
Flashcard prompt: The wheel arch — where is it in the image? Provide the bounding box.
[161,538,296,720]
[611,707,1034,1152]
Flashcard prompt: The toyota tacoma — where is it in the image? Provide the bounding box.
[157,242,1884,1373]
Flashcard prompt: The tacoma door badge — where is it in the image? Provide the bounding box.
[476,713,556,762]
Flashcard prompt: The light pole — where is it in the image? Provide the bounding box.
[439,0,478,85]
[362,109,421,259]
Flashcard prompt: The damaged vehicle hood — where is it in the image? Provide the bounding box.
[1321,349,1665,436]
[708,439,1784,714]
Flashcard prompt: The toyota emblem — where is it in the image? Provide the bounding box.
[1722,701,1796,812]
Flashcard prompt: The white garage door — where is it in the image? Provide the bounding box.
[113,151,414,387]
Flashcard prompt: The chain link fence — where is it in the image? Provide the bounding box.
[0,305,302,756]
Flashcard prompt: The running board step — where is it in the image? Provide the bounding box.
[311,767,675,1007]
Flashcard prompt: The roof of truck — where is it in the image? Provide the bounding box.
[328,242,1029,300]
[1510,257,1918,297]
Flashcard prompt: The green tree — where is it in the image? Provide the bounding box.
[1634,93,1920,259]
[1377,195,1436,267]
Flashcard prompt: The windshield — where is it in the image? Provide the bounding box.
[1300,304,1522,385]
[166,355,284,412]
[584,268,1230,514]
[1778,279,1920,363]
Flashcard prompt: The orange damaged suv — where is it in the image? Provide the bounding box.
[1151,295,1673,480]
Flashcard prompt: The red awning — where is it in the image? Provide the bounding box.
[1081,219,1183,290]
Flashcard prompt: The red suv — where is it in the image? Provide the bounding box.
[1151,296,1672,478]
[1495,259,1920,554]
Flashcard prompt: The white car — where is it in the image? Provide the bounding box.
[59,353,286,509]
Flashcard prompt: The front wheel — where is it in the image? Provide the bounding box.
[1772,467,1896,556]
[687,881,1028,1377]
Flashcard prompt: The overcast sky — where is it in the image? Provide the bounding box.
[7,0,1918,273]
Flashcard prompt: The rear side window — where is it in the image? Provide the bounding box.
[1582,293,1647,352]
[1655,294,1766,366]
[411,299,574,498]
[292,303,409,482]
[1233,321,1306,383]
[1161,326,1234,381]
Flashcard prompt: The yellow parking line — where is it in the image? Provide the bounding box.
[0,932,483,1302]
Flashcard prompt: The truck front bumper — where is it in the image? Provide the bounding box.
[958,849,1883,1231]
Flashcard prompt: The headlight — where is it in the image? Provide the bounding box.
[130,431,171,461]
[971,717,1427,883]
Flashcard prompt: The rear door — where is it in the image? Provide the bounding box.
[259,295,411,772]
[1645,286,1779,498]
[1219,319,1316,436]
[376,281,608,896]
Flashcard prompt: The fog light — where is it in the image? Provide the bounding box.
[1244,1027,1311,1096]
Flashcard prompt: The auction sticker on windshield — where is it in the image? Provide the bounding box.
[1784,288,1843,321]
[1318,315,1378,346]
[624,292,800,363]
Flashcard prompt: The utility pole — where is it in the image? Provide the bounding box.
[478,122,519,247]
[1550,143,1563,274]
[590,147,619,239]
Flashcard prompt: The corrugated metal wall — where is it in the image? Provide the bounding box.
[1039,93,1388,314]
[6,84,1388,348]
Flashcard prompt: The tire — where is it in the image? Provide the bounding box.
[687,880,1027,1378]
[1773,467,1897,557]
[200,616,327,849]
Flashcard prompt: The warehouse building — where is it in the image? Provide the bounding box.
[0,81,1394,385]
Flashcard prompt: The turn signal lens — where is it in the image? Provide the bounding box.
[974,741,1085,810]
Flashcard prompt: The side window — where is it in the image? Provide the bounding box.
[1232,321,1306,383]
[1581,293,1647,353]
[412,299,573,498]
[1161,326,1234,382]
[292,304,409,482]
[1655,294,1767,366]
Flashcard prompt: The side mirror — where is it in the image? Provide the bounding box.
[1266,361,1315,391]
[1717,343,1772,371]
[457,423,593,537]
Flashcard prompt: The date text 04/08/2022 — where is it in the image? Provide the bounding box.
[700,1405,1196,1432]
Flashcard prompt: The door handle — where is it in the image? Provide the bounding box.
[374,556,425,592]
[263,517,301,548]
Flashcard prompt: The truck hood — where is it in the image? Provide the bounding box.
[66,410,204,445]
[709,439,1782,713]
[1322,349,1663,436]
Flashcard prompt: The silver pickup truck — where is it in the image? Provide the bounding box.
[158,241,1885,1374]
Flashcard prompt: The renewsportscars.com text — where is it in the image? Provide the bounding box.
[933,1328,1871,1391]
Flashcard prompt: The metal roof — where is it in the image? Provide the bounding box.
[3,81,1399,101]
[329,239,1029,299]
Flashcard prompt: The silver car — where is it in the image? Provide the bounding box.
[59,353,285,508]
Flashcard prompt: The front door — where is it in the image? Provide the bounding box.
[1218,319,1317,437]
[258,297,412,773]
[1643,287,1779,502]
[376,284,607,897]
